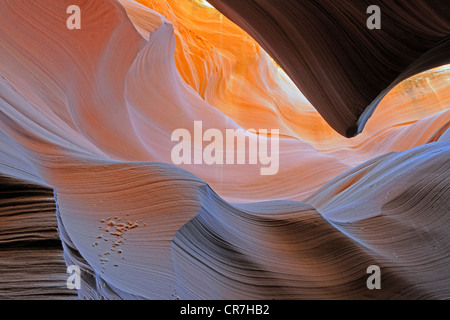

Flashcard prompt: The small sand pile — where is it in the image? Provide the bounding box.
[92,216,147,270]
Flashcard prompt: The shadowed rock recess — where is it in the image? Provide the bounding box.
[0,176,76,299]
[0,0,449,299]
[208,0,450,137]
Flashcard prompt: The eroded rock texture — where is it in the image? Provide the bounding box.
[0,0,449,299]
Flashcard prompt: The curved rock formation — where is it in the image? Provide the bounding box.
[0,0,449,299]
[207,0,450,137]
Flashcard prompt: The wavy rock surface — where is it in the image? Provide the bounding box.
[174,143,450,299]
[0,0,449,299]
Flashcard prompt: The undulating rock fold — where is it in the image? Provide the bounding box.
[0,0,448,299]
